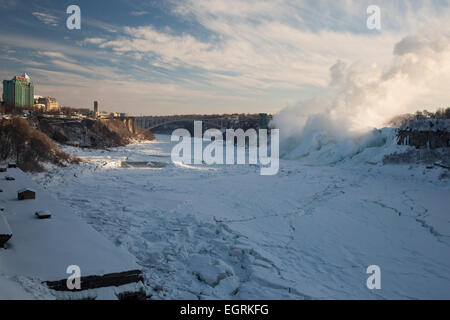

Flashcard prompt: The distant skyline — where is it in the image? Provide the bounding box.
[1,0,450,116]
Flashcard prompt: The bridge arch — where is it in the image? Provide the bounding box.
[144,118,225,133]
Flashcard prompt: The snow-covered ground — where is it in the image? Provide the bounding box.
[32,134,450,299]
[0,168,142,300]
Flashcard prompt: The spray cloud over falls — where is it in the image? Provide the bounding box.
[272,31,450,163]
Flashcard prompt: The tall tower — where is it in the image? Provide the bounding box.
[258,113,268,129]
[94,101,99,117]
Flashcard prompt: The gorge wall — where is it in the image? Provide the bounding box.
[36,117,154,149]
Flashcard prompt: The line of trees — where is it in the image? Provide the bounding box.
[414,108,450,119]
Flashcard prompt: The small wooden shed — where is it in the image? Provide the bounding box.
[0,216,12,247]
[18,188,36,200]
[35,210,52,219]
[8,162,17,168]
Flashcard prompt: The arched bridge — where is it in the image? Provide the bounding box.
[134,116,265,132]
[139,118,229,131]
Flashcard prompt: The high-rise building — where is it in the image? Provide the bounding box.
[2,73,34,108]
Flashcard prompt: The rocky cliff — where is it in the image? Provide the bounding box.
[36,117,154,149]
[397,119,450,149]
[0,116,154,172]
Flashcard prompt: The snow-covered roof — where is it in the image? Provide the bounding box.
[17,188,36,194]
[36,210,51,214]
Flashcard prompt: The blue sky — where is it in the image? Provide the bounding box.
[1,0,450,115]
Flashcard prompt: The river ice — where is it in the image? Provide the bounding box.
[32,134,450,299]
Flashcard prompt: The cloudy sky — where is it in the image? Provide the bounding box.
[0,0,449,115]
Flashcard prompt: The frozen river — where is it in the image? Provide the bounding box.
[34,134,450,299]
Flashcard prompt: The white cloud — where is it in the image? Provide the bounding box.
[131,11,150,16]
[6,0,450,115]
[86,0,450,114]
[32,12,59,27]
[83,38,106,45]
[0,33,105,60]
[27,67,257,115]
[97,23,399,89]
[38,51,76,62]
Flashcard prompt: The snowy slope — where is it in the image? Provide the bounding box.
[0,275,55,300]
[32,134,450,299]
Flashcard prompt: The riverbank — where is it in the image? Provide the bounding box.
[36,116,154,149]
[0,116,154,172]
